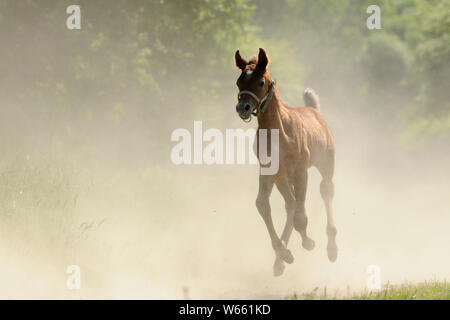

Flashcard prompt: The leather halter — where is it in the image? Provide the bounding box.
[237,80,275,119]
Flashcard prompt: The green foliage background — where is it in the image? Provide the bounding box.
[0,0,448,156]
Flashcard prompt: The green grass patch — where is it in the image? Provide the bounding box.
[289,281,450,300]
[353,281,450,300]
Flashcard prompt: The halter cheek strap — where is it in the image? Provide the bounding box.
[237,80,275,117]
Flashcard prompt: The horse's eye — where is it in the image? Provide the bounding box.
[259,79,265,87]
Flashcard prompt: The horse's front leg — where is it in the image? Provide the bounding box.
[256,174,293,266]
[273,178,296,276]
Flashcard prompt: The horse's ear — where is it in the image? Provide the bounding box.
[256,48,269,73]
[235,50,248,70]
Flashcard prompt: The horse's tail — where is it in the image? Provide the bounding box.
[303,88,320,110]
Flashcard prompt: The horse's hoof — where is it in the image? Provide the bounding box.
[327,244,338,262]
[302,238,315,251]
[278,248,294,264]
[273,260,285,277]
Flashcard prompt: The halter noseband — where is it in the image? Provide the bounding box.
[237,80,275,120]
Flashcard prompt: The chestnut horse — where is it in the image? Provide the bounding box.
[234,48,337,276]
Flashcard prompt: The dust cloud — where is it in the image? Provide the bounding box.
[1,95,448,299]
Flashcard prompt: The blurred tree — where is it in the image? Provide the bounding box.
[0,0,254,157]
[0,0,448,154]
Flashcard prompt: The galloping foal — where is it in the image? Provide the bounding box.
[234,48,338,276]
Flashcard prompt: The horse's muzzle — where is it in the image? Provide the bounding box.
[236,100,254,120]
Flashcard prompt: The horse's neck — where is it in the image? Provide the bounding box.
[257,92,287,131]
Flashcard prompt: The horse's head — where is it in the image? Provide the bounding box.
[234,48,274,121]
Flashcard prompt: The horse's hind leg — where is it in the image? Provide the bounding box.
[256,175,294,266]
[273,177,296,276]
[317,156,338,262]
[293,167,315,251]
